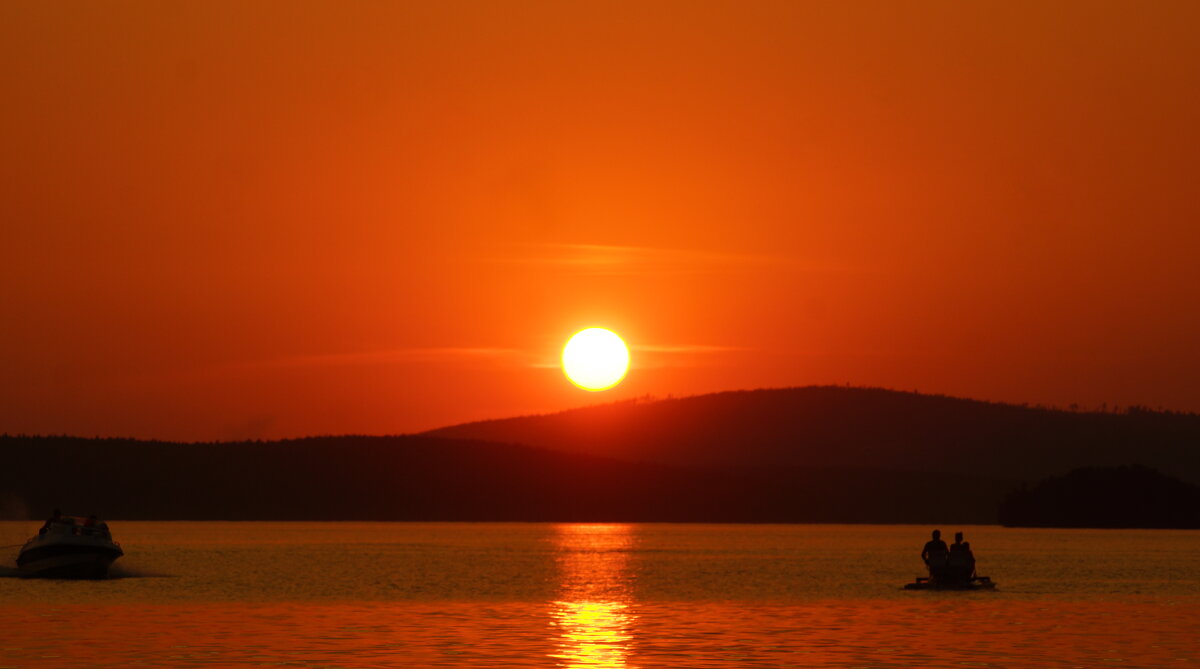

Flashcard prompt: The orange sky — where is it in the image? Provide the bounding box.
[2,1,1198,440]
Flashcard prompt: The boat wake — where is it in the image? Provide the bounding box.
[0,563,169,579]
[107,564,172,579]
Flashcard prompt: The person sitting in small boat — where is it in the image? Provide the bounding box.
[948,531,966,558]
[947,532,976,582]
[921,529,949,579]
[962,542,977,574]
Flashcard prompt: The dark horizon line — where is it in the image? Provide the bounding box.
[0,517,1002,526]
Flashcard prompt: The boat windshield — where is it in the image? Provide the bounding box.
[41,516,111,538]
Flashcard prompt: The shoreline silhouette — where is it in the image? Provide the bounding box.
[4,387,1197,526]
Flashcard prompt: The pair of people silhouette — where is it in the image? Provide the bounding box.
[920,529,976,582]
[39,508,99,535]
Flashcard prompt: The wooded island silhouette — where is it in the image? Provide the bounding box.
[4,387,1198,525]
[998,465,1200,528]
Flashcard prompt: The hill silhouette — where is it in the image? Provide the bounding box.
[425,386,1200,483]
[998,465,1200,528]
[1,434,1006,523]
[4,386,1196,524]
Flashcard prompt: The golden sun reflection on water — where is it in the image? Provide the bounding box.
[549,524,637,668]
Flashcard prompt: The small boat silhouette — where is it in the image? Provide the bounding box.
[17,514,123,579]
[903,574,996,590]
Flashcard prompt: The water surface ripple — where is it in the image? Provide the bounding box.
[2,522,1197,667]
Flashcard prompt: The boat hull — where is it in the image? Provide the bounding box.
[903,575,996,591]
[18,539,123,579]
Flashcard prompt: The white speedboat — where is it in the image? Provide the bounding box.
[17,515,124,578]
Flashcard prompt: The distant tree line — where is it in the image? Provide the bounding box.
[6,387,1200,526]
[0,434,1009,523]
[998,465,1200,528]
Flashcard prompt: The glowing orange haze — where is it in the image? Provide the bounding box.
[1,1,1198,440]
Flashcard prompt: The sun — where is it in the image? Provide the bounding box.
[562,328,630,391]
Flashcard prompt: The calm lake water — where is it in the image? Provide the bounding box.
[1,522,1199,667]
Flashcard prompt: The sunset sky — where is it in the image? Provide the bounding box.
[3,1,1198,440]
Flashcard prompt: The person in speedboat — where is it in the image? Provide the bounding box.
[39,508,64,535]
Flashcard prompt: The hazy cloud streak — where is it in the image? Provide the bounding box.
[632,344,746,354]
[493,243,784,275]
[230,347,532,371]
